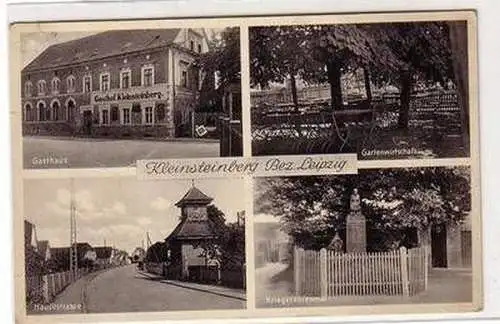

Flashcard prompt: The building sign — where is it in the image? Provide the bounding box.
[195,125,208,137]
[91,84,169,105]
[94,91,163,103]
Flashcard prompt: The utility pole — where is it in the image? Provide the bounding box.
[69,178,78,278]
[146,232,151,251]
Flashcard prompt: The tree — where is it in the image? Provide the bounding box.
[197,27,241,112]
[250,24,400,110]
[146,241,168,263]
[365,22,455,129]
[250,26,322,110]
[199,206,245,269]
[255,167,470,251]
[448,21,470,154]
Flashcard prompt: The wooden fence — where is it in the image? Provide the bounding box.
[27,268,91,305]
[294,246,428,299]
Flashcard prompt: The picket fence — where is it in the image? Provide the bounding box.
[27,268,91,304]
[294,246,428,299]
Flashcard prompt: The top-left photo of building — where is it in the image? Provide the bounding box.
[20,27,242,169]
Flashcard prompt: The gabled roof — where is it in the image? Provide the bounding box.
[175,185,213,207]
[23,28,182,72]
[94,246,113,259]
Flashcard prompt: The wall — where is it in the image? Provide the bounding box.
[181,242,207,267]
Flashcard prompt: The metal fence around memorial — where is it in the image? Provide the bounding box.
[293,246,429,298]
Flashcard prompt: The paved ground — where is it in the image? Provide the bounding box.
[41,264,245,314]
[23,136,220,169]
[256,262,473,308]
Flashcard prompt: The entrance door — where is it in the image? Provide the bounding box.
[431,224,448,268]
[83,110,93,135]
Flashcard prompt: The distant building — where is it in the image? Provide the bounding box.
[22,28,209,138]
[50,242,94,271]
[93,246,114,266]
[131,247,146,263]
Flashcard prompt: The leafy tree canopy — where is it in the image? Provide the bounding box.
[255,167,470,250]
[197,27,241,112]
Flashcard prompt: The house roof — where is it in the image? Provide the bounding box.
[94,246,113,259]
[165,217,219,242]
[23,28,182,72]
[175,185,213,207]
[37,240,50,256]
[50,242,93,261]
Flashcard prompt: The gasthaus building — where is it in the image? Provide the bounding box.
[21,28,208,138]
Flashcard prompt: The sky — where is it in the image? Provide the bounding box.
[21,31,96,68]
[24,177,245,255]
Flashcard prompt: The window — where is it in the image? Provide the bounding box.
[67,76,76,93]
[120,70,131,89]
[181,70,188,88]
[155,104,165,122]
[25,82,33,98]
[111,105,119,122]
[122,108,131,125]
[145,107,153,125]
[141,65,154,87]
[24,103,32,121]
[190,40,194,51]
[37,80,47,95]
[38,102,46,121]
[51,78,61,93]
[83,76,92,93]
[52,101,60,121]
[66,100,75,121]
[100,73,110,91]
[101,109,109,125]
[197,43,202,53]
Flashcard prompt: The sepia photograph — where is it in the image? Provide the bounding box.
[11,10,481,324]
[21,26,242,169]
[250,21,472,159]
[253,167,474,308]
[23,177,246,314]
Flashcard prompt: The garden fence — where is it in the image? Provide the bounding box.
[294,246,428,299]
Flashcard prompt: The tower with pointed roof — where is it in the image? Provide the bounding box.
[164,183,221,281]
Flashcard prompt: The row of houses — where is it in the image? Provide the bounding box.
[24,219,125,276]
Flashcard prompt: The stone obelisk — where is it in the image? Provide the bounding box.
[346,188,367,253]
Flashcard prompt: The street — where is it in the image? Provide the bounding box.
[23,136,220,169]
[53,265,245,313]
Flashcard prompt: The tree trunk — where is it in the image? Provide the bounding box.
[363,66,372,103]
[397,69,413,130]
[290,74,299,112]
[448,21,470,155]
[327,60,343,110]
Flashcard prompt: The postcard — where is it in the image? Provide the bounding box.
[10,10,481,323]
